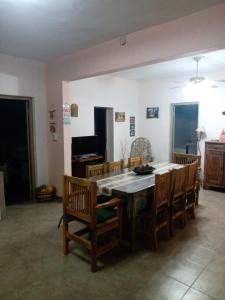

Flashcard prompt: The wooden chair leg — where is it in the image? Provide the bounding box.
[188,193,196,219]
[170,217,174,237]
[191,205,196,219]
[63,221,69,255]
[91,232,98,272]
[183,212,186,227]
[166,223,170,239]
[195,189,199,206]
[91,251,97,272]
[119,206,123,243]
[151,230,158,251]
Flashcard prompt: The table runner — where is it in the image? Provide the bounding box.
[97,162,179,196]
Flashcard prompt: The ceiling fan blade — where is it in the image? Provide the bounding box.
[170,84,186,89]
[214,79,225,83]
[173,80,186,84]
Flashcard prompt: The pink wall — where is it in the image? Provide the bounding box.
[47,3,225,195]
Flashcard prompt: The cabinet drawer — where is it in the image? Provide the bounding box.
[205,143,225,151]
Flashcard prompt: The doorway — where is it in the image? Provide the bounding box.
[171,103,199,156]
[94,107,114,162]
[0,96,34,205]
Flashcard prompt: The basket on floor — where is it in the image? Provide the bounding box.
[36,185,56,202]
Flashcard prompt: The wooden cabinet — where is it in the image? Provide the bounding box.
[204,141,225,189]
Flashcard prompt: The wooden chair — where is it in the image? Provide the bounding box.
[172,152,201,167]
[107,160,124,172]
[86,163,107,178]
[172,152,201,205]
[63,175,123,272]
[185,161,198,219]
[128,156,143,168]
[170,166,188,236]
[141,171,171,250]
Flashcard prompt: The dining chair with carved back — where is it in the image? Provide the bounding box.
[185,161,198,220]
[170,165,188,236]
[172,152,201,205]
[62,175,123,272]
[107,160,124,173]
[86,163,107,178]
[128,156,143,168]
[140,171,172,250]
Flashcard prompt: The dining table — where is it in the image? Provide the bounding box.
[92,162,181,251]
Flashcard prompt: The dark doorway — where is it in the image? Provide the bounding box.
[172,103,199,155]
[0,98,32,205]
[94,107,106,161]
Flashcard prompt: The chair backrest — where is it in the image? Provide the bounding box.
[171,166,188,200]
[153,171,171,211]
[172,153,201,168]
[128,156,143,168]
[86,163,107,178]
[107,160,124,172]
[63,175,97,223]
[186,161,198,192]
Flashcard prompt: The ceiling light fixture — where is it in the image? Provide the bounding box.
[189,56,205,84]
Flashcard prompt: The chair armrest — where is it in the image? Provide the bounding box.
[96,197,122,210]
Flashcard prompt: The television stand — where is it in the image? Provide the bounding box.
[72,154,104,178]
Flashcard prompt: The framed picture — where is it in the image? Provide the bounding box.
[130,123,135,130]
[115,112,125,122]
[130,116,135,123]
[49,123,56,133]
[130,130,135,136]
[129,115,135,136]
[146,107,159,119]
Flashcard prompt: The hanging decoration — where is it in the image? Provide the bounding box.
[63,103,71,125]
[130,116,135,137]
[48,104,57,141]
[71,103,78,117]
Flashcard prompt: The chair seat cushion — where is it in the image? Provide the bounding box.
[97,208,116,223]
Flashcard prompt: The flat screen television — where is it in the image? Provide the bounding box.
[72,135,99,156]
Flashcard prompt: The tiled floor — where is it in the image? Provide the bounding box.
[0,189,225,300]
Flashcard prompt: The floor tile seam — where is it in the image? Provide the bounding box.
[180,286,191,300]
[190,287,219,300]
[185,257,210,268]
[166,274,191,288]
[189,255,215,288]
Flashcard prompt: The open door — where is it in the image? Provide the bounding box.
[171,103,199,156]
[94,106,114,162]
[0,96,34,204]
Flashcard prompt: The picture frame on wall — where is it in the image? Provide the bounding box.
[115,112,125,122]
[130,116,135,123]
[129,115,135,136]
[130,130,135,136]
[130,123,135,130]
[146,107,159,119]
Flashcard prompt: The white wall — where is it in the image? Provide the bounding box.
[138,76,225,172]
[47,3,225,195]
[0,53,48,186]
[68,75,139,164]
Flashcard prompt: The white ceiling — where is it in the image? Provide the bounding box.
[111,49,225,81]
[0,0,224,62]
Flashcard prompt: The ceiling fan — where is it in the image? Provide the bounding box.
[172,56,225,89]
